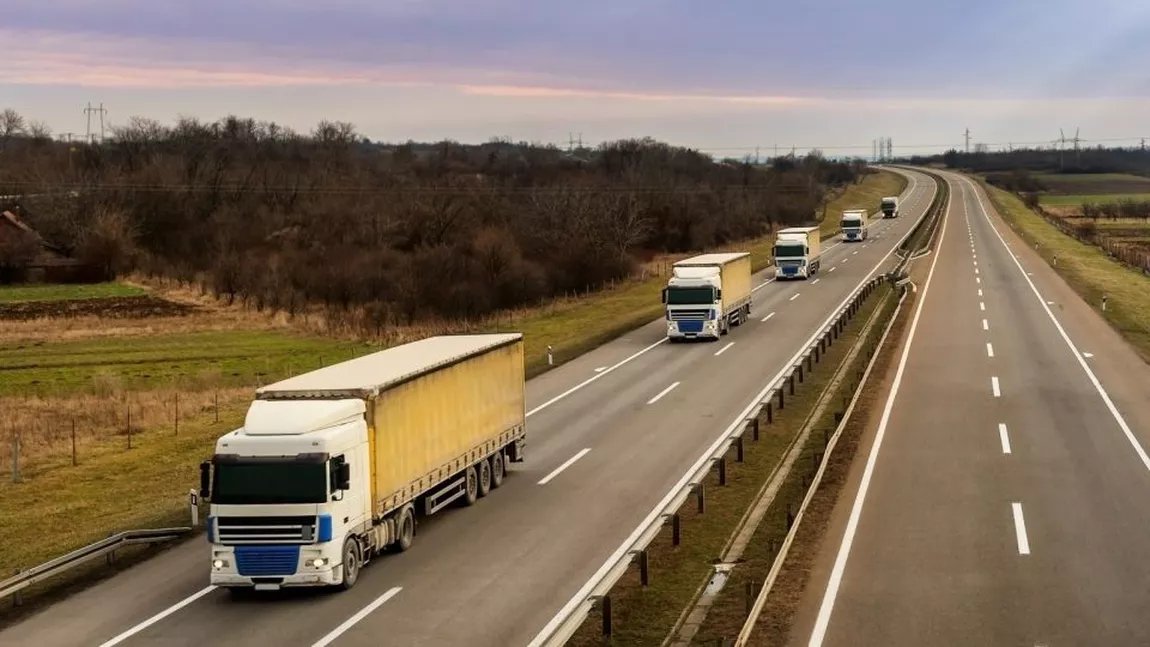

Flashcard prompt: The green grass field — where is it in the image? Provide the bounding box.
[1033,172,1150,198]
[0,330,365,397]
[0,282,146,303]
[1039,193,1150,206]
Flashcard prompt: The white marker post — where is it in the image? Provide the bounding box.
[189,489,199,527]
[547,345,554,366]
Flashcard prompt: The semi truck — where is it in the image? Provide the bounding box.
[662,252,752,341]
[840,209,869,242]
[773,226,822,280]
[199,333,526,592]
[881,196,899,219]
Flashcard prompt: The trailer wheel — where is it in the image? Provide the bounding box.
[395,506,415,552]
[339,538,361,590]
[476,459,492,498]
[461,466,479,507]
[490,452,505,489]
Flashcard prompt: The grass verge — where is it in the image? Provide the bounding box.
[565,281,893,647]
[980,180,1150,362]
[0,282,146,303]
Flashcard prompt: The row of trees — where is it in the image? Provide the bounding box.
[905,146,1150,176]
[0,109,868,328]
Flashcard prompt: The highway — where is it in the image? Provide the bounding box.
[0,169,938,647]
[786,173,1150,646]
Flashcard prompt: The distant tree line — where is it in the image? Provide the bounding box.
[903,145,1150,177]
[0,107,869,329]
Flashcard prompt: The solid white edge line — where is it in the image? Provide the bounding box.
[999,423,1012,454]
[646,381,681,405]
[992,376,1001,397]
[714,342,735,357]
[537,448,593,485]
[311,587,404,647]
[97,586,219,647]
[962,175,1150,474]
[532,171,934,647]
[761,312,776,322]
[987,342,995,358]
[526,338,667,417]
[807,172,950,647]
[1012,503,1031,555]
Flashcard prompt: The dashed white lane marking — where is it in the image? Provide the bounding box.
[992,376,1002,397]
[999,423,1012,454]
[761,312,776,322]
[647,381,681,404]
[1012,503,1031,555]
[714,342,735,357]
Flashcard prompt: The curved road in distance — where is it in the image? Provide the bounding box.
[786,172,1150,647]
[0,169,938,647]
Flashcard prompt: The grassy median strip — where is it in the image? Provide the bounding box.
[566,281,893,647]
[980,181,1150,362]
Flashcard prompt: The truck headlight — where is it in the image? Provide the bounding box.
[213,559,229,569]
[309,557,328,568]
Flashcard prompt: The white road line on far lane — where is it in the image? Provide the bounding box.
[980,302,986,311]
[525,337,667,417]
[999,423,1012,454]
[978,288,983,297]
[761,311,776,322]
[811,278,821,284]
[537,448,592,485]
[1012,503,1031,555]
[97,586,218,647]
[964,175,1150,476]
[829,266,837,273]
[982,319,989,331]
[790,293,802,301]
[987,342,995,358]
[311,587,404,647]
[647,381,680,404]
[992,376,1001,397]
[977,277,981,284]
[807,172,950,647]
[714,342,735,357]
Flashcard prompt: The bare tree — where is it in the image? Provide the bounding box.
[0,108,27,151]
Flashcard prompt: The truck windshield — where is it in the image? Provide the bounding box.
[841,220,861,228]
[775,244,805,258]
[212,460,327,505]
[666,287,715,305]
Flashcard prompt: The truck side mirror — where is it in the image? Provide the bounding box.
[199,460,211,499]
[661,288,667,304]
[337,463,351,490]
[715,289,722,299]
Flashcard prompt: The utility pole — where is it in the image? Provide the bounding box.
[963,128,971,153]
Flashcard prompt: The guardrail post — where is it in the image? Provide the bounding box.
[672,512,681,546]
[735,435,744,463]
[789,373,796,395]
[601,595,613,637]
[189,489,200,527]
[796,363,804,384]
[778,387,785,410]
[696,483,706,514]
[786,504,794,529]
[824,428,830,449]
[764,403,772,426]
[718,457,727,486]
[640,548,649,586]
[745,580,760,617]
[806,352,813,372]
[814,343,821,363]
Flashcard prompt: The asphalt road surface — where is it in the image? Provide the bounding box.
[0,169,939,647]
[787,172,1150,646]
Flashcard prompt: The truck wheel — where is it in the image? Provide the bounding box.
[490,452,505,489]
[395,506,415,552]
[476,459,492,498]
[339,538,361,590]
[461,466,479,507]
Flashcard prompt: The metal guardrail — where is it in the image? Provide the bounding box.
[528,169,937,647]
[2,491,201,605]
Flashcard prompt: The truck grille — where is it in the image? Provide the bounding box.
[235,545,300,576]
[669,309,709,322]
[217,515,316,545]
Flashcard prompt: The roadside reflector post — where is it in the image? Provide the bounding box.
[547,345,553,366]
[189,489,200,527]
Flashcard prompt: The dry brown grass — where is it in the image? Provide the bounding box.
[0,388,251,476]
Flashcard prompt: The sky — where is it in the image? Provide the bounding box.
[3,0,1149,157]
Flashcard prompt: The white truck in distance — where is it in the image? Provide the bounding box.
[773,226,822,280]
[881,195,899,219]
[662,252,752,341]
[840,209,869,242]
[199,333,526,592]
